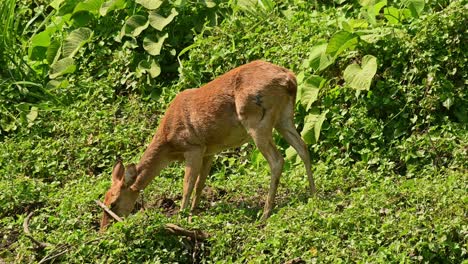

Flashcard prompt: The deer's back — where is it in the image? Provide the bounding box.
[157,60,296,154]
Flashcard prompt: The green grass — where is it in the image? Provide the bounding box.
[1,0,467,263]
[0,82,466,262]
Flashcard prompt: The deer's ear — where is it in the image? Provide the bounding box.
[111,160,125,184]
[124,163,138,187]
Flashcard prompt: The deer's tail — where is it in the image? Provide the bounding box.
[286,71,297,101]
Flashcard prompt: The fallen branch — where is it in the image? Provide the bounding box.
[37,245,70,264]
[23,212,51,249]
[165,223,210,241]
[95,200,123,222]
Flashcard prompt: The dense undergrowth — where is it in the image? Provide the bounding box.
[1,0,467,263]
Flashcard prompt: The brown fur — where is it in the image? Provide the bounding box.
[100,61,315,230]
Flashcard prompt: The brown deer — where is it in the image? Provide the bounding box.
[100,60,315,230]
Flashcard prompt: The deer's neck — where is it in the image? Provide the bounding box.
[130,137,170,191]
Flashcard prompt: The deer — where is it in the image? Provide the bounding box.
[100,60,315,230]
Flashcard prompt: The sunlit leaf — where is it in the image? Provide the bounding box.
[26,107,38,123]
[405,0,424,17]
[359,0,373,6]
[349,19,368,29]
[50,0,65,10]
[258,0,275,11]
[359,27,392,43]
[136,0,163,10]
[442,97,453,110]
[149,8,178,31]
[46,40,61,64]
[365,0,386,25]
[326,31,358,57]
[343,55,377,91]
[384,7,402,24]
[204,0,217,8]
[317,53,334,72]
[304,43,334,72]
[74,0,104,14]
[301,109,328,144]
[143,33,168,56]
[298,75,325,111]
[314,110,328,142]
[119,15,149,39]
[50,57,76,79]
[100,0,126,16]
[46,78,69,89]
[374,0,387,14]
[138,59,161,78]
[63,27,93,58]
[30,31,51,48]
[148,60,161,78]
[285,146,300,164]
[341,21,353,32]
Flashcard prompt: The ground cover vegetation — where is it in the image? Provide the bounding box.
[0,0,466,262]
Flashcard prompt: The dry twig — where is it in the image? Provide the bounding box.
[37,245,70,264]
[165,223,210,241]
[95,200,123,222]
[23,212,51,249]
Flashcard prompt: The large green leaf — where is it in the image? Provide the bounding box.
[204,0,217,8]
[359,0,373,6]
[343,55,377,91]
[46,40,61,65]
[365,0,387,25]
[100,0,126,16]
[26,107,39,123]
[138,59,161,78]
[30,31,51,48]
[136,0,163,10]
[305,43,334,72]
[63,27,93,58]
[74,0,104,14]
[29,31,51,60]
[301,109,328,144]
[405,0,424,17]
[143,33,168,56]
[49,57,76,79]
[318,52,334,71]
[359,27,392,43]
[258,0,275,11]
[305,43,325,70]
[285,145,299,164]
[348,19,369,30]
[119,15,149,39]
[298,75,325,111]
[50,0,65,10]
[326,31,358,57]
[149,8,178,31]
[373,0,387,14]
[384,7,402,24]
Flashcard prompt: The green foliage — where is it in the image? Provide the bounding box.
[1,0,467,263]
[0,0,232,135]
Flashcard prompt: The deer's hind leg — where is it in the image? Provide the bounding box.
[275,101,315,194]
[236,94,286,220]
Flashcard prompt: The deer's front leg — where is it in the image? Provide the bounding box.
[181,148,204,210]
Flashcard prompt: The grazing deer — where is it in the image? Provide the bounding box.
[100,60,315,230]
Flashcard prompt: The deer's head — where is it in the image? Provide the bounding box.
[100,160,139,230]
